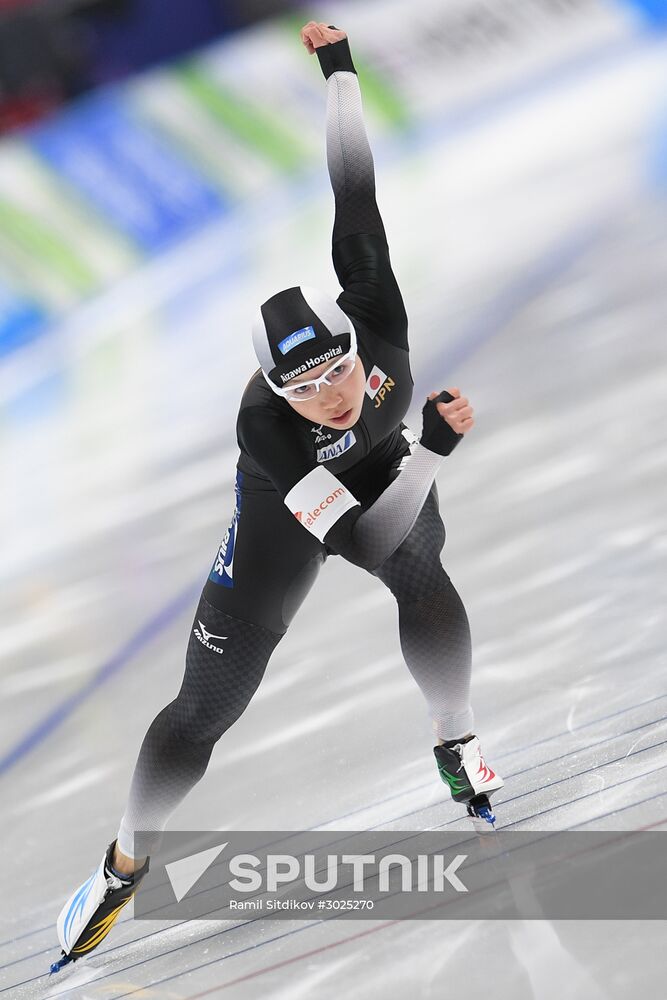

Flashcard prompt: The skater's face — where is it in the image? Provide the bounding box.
[285,354,366,429]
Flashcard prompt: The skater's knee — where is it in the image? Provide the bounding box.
[397,579,471,631]
[164,689,252,745]
[377,547,451,603]
[373,502,449,602]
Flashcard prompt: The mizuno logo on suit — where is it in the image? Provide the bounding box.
[194,621,227,655]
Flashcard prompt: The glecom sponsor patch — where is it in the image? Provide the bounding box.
[285,466,360,542]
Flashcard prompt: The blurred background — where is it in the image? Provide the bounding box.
[0,0,295,132]
[1,1,667,998]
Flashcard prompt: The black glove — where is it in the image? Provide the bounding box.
[420,390,463,457]
[316,36,356,79]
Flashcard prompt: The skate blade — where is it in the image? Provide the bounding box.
[50,952,74,974]
[468,813,496,835]
[466,795,497,833]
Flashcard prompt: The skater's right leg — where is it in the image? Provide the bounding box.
[115,597,283,863]
[53,471,326,968]
[116,470,327,864]
[54,606,284,970]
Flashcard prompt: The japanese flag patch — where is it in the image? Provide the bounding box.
[365,365,387,399]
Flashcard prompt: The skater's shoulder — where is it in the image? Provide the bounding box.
[238,369,283,414]
[237,370,297,447]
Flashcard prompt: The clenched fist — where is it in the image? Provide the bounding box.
[430,387,475,435]
[300,21,347,53]
[420,388,474,457]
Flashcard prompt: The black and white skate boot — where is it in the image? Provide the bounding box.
[51,841,149,974]
[433,735,504,830]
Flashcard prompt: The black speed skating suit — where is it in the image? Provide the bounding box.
[117,38,474,858]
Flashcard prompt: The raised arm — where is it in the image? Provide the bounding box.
[301,22,407,347]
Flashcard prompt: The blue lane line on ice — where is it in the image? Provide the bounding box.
[2,695,665,976]
[20,778,667,999]
[0,212,612,781]
[7,768,667,994]
[2,26,664,995]
[134,794,667,999]
[321,695,667,826]
[2,703,665,980]
[92,734,667,921]
[0,30,661,775]
[0,583,201,778]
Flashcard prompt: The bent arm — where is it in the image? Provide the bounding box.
[291,443,444,570]
[240,418,455,574]
[239,394,459,575]
[322,392,462,568]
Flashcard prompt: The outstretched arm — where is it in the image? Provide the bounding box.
[301,21,407,348]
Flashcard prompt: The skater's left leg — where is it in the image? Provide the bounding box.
[372,484,503,813]
[372,485,473,741]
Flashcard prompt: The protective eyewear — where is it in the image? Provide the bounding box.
[265,350,357,401]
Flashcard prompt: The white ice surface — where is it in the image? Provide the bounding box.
[1,29,666,1000]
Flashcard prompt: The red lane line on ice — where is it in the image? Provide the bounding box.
[16,790,667,998]
[8,704,667,961]
[185,921,399,998]
[2,722,665,975]
[131,735,667,920]
[180,812,667,1000]
[43,736,667,950]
